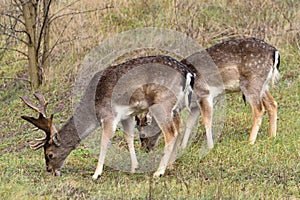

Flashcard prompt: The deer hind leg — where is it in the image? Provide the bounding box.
[199,97,214,149]
[150,106,179,178]
[248,100,265,144]
[240,79,265,144]
[92,118,116,180]
[181,105,201,149]
[262,91,278,138]
[168,111,182,167]
[121,117,139,173]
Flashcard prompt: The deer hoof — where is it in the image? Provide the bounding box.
[153,173,163,178]
[249,141,255,145]
[153,170,164,178]
[131,166,139,173]
[92,174,101,180]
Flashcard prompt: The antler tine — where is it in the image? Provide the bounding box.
[20,94,46,117]
[29,141,47,150]
[33,93,48,115]
[20,95,43,115]
[34,132,48,141]
[29,132,48,150]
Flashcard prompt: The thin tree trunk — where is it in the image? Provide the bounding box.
[22,0,41,88]
[42,0,50,73]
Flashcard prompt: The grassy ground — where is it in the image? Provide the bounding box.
[1,0,299,199]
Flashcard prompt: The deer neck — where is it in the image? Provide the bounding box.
[53,116,80,151]
[57,108,99,149]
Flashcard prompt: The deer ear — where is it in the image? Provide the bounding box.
[52,134,61,147]
[48,113,60,146]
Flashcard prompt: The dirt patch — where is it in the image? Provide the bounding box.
[0,142,28,154]
[0,131,18,140]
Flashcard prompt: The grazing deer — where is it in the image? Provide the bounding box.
[21,56,200,179]
[137,38,280,151]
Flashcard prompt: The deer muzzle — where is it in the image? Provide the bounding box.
[47,166,61,176]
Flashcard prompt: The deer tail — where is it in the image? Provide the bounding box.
[271,50,280,87]
[184,72,196,111]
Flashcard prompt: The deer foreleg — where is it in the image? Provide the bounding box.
[200,97,214,149]
[150,105,178,177]
[92,119,115,180]
[153,129,177,178]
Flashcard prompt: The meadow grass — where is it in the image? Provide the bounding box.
[0,0,299,199]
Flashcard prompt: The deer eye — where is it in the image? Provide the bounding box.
[48,153,54,159]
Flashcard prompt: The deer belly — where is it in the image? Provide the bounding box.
[219,66,241,92]
[224,80,240,92]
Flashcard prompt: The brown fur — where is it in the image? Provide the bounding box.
[138,38,280,150]
[21,55,196,178]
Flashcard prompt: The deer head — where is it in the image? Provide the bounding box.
[21,93,67,176]
[135,113,161,152]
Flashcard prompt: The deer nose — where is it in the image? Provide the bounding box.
[46,166,52,172]
[54,169,61,176]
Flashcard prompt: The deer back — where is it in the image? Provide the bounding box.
[182,38,279,96]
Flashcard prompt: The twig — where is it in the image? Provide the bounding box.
[0,58,28,66]
[36,0,52,55]
[0,47,28,57]
[0,11,25,26]
[47,17,73,58]
[55,35,93,46]
[49,6,114,23]
[0,77,31,84]
[0,25,29,45]
[296,33,300,52]
[50,0,80,18]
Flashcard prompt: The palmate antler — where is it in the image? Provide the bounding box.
[20,93,58,150]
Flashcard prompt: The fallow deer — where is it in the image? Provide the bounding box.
[21,56,201,179]
[138,38,280,151]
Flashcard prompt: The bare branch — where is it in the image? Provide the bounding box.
[57,35,93,46]
[36,0,52,55]
[0,11,25,26]
[294,32,300,52]
[47,16,73,58]
[50,0,80,18]
[49,6,114,24]
[0,77,31,84]
[0,24,29,45]
[0,47,28,57]
[41,35,92,63]
[0,58,28,66]
[12,0,24,13]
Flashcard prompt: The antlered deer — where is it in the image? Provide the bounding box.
[21,56,200,179]
[138,38,280,151]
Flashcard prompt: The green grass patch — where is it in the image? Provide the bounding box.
[1,0,299,199]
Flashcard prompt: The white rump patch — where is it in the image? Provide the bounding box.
[261,51,280,97]
[183,72,195,110]
[271,51,280,86]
